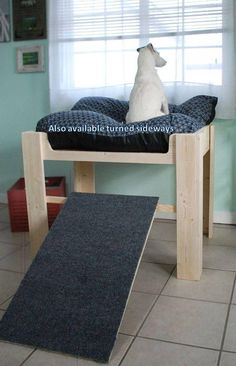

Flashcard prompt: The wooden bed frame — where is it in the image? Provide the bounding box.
[22,124,215,281]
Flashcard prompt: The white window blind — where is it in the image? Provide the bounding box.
[49,0,235,118]
[51,0,222,41]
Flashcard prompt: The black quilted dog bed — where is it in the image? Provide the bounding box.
[36,95,217,153]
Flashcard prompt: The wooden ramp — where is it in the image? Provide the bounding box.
[0,193,158,363]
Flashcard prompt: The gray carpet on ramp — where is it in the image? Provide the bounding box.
[0,192,158,362]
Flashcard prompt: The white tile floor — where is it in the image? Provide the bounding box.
[0,203,236,366]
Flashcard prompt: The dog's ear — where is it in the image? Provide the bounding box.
[137,46,144,52]
[137,43,154,53]
[147,43,155,52]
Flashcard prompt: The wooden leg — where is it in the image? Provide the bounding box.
[22,132,48,257]
[73,162,95,192]
[203,125,215,238]
[176,134,203,280]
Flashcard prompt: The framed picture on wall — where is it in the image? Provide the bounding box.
[0,0,10,42]
[16,45,44,73]
[13,0,47,41]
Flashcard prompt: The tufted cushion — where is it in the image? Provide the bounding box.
[36,95,217,153]
[72,96,128,122]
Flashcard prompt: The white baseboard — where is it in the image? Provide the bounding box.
[155,211,176,220]
[0,193,7,204]
[213,211,236,225]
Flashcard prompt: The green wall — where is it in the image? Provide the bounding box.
[0,40,236,220]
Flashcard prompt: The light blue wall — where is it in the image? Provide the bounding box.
[0,41,235,216]
[213,119,236,212]
[96,163,176,205]
[0,40,49,189]
[0,40,72,195]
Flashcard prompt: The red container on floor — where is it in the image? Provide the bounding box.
[7,177,66,232]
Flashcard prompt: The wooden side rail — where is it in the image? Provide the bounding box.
[22,125,215,280]
[22,132,48,255]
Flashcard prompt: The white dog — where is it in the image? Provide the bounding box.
[126,43,169,123]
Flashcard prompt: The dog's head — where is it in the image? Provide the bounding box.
[137,43,167,67]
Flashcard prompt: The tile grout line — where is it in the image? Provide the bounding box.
[0,254,30,273]
[0,267,26,275]
[0,239,28,246]
[0,295,13,310]
[119,331,221,353]
[203,266,236,273]
[0,247,26,264]
[217,272,236,366]
[0,237,29,245]
[141,259,176,266]
[220,349,236,355]
[118,264,176,366]
[160,293,234,306]
[117,336,136,366]
[135,335,221,352]
[19,348,37,366]
[142,258,236,273]
[135,264,177,333]
[131,289,158,296]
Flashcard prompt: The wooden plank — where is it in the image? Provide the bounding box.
[176,132,203,280]
[39,131,176,165]
[157,204,176,213]
[74,162,95,192]
[45,197,169,215]
[198,125,210,156]
[203,125,215,238]
[46,196,67,204]
[22,132,48,257]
